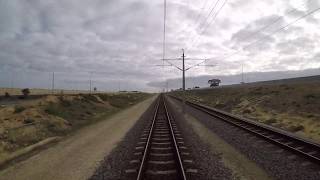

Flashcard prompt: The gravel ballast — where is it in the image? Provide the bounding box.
[89,99,157,180]
[166,98,234,180]
[90,96,234,180]
[169,97,320,180]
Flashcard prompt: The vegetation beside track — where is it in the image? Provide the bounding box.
[171,79,320,143]
[0,93,151,161]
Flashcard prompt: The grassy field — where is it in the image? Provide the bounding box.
[0,93,151,161]
[0,88,110,96]
[171,76,320,143]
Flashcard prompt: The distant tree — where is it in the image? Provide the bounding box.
[5,92,10,98]
[21,88,30,97]
[208,79,221,87]
[93,87,97,92]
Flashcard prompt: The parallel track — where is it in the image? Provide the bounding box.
[169,95,320,165]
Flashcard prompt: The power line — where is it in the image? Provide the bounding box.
[182,0,210,44]
[162,0,167,92]
[234,0,311,44]
[188,0,228,50]
[160,49,215,91]
[211,6,320,61]
[197,0,221,33]
[186,0,221,48]
[163,0,167,63]
[192,0,210,27]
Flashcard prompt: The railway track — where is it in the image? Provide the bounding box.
[125,95,197,180]
[169,95,320,165]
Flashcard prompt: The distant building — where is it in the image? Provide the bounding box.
[208,79,221,87]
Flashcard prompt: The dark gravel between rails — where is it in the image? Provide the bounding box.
[166,98,233,180]
[89,99,157,180]
[169,97,320,180]
[90,96,233,180]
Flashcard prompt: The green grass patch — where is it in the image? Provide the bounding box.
[44,103,70,119]
[14,106,26,113]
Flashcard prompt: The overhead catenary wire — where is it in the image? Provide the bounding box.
[209,5,320,62]
[234,0,312,43]
[162,0,167,91]
[182,0,210,44]
[188,0,228,51]
[163,0,167,63]
[192,0,210,27]
[186,0,221,49]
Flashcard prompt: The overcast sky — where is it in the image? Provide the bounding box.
[0,0,319,92]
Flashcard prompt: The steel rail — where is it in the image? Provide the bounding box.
[168,95,320,164]
[136,96,160,180]
[163,96,187,180]
[136,95,187,179]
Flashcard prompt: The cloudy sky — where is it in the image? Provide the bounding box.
[0,0,319,92]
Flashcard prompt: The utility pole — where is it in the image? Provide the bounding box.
[241,63,244,84]
[182,49,185,91]
[51,72,55,94]
[89,72,92,94]
[160,49,216,114]
[161,50,215,91]
[166,80,169,92]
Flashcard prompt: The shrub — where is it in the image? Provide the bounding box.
[82,94,100,103]
[23,118,35,124]
[304,94,316,99]
[265,118,277,125]
[5,92,10,98]
[58,96,71,107]
[288,125,304,132]
[44,103,67,118]
[14,106,26,113]
[21,88,30,97]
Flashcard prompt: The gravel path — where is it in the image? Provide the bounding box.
[169,97,320,180]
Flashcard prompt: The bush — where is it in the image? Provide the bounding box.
[288,125,304,132]
[44,103,66,118]
[23,118,35,124]
[265,118,277,125]
[58,96,72,107]
[304,94,316,99]
[14,106,26,113]
[5,92,10,98]
[82,94,100,103]
[21,88,30,97]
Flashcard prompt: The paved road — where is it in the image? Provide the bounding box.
[0,96,156,180]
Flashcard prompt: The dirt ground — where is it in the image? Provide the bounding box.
[0,95,156,180]
[172,77,320,143]
[168,97,272,180]
[0,93,151,162]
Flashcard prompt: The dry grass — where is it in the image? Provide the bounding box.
[0,88,109,96]
[0,93,151,160]
[172,79,320,143]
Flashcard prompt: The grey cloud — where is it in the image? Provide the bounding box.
[231,15,284,44]
[148,67,320,89]
[0,0,320,92]
[276,37,315,55]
